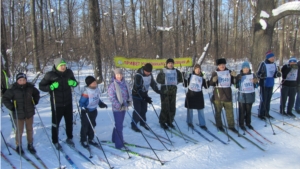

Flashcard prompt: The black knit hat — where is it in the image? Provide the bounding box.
[85,76,96,86]
[166,58,174,64]
[16,73,27,81]
[216,58,226,65]
[143,63,153,72]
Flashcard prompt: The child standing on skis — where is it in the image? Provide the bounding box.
[79,76,107,148]
[236,61,259,130]
[2,73,40,154]
[184,64,209,130]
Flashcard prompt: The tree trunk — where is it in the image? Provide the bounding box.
[213,0,218,60]
[109,0,118,54]
[30,0,41,72]
[191,0,197,64]
[88,0,103,83]
[38,0,45,63]
[233,0,239,60]
[1,3,10,77]
[130,0,137,57]
[157,0,163,58]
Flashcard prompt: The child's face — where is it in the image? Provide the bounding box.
[194,68,201,75]
[217,64,226,71]
[242,67,250,74]
[57,64,66,72]
[167,62,174,69]
[89,81,97,89]
[115,74,123,81]
[17,78,27,85]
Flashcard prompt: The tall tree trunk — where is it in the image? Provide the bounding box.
[213,0,219,60]
[233,0,239,60]
[31,0,41,72]
[157,0,163,58]
[130,0,137,57]
[173,0,179,58]
[88,0,103,82]
[48,0,58,54]
[191,0,197,64]
[1,3,10,77]
[109,0,118,54]
[38,0,45,62]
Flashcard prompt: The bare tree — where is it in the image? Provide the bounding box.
[30,0,41,72]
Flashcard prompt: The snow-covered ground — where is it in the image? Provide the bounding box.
[1,61,300,169]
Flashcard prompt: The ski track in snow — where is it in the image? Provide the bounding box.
[1,63,300,169]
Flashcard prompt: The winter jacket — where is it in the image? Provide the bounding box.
[209,68,236,102]
[281,64,299,87]
[256,59,279,87]
[156,67,183,95]
[132,67,160,99]
[39,66,77,107]
[236,70,258,103]
[184,71,209,109]
[108,78,132,112]
[79,86,104,112]
[2,82,40,119]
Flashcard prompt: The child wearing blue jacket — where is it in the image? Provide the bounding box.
[236,61,259,130]
[79,76,107,148]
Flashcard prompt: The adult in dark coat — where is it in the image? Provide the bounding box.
[131,63,160,132]
[39,58,78,149]
[295,60,300,114]
[2,73,40,154]
[184,64,209,130]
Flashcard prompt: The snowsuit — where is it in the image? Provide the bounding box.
[295,61,300,113]
[280,64,299,114]
[209,68,236,128]
[184,71,209,127]
[2,82,40,146]
[236,70,258,127]
[256,59,280,117]
[156,67,183,125]
[39,66,77,144]
[131,67,160,128]
[108,77,132,149]
[79,86,105,142]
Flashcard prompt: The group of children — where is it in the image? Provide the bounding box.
[2,51,300,153]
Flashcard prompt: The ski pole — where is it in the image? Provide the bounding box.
[32,99,59,161]
[150,104,173,145]
[126,110,165,165]
[85,111,114,169]
[1,131,11,155]
[234,79,242,137]
[13,100,22,169]
[131,107,171,151]
[52,91,62,168]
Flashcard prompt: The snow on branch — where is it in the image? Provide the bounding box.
[156,26,173,31]
[196,43,210,65]
[273,1,300,16]
[260,11,269,18]
[259,19,267,30]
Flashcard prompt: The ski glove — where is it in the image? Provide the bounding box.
[127,101,132,107]
[252,78,259,83]
[260,72,266,79]
[212,76,218,83]
[144,96,153,104]
[276,72,282,77]
[230,70,237,77]
[68,79,77,87]
[98,102,108,108]
[50,82,59,91]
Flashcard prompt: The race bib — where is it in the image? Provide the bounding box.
[163,69,177,85]
[216,70,231,88]
[240,74,255,93]
[86,87,100,109]
[285,68,298,81]
[188,75,203,92]
[265,63,276,78]
[142,75,151,91]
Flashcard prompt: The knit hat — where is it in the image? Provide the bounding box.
[166,58,174,64]
[289,57,297,63]
[216,58,226,65]
[114,68,123,75]
[194,64,201,70]
[54,58,67,69]
[16,73,27,81]
[241,61,250,69]
[265,50,275,59]
[85,76,96,86]
[143,63,153,72]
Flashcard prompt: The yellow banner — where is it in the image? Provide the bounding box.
[114,56,193,69]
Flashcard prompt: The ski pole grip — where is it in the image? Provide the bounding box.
[32,98,36,105]
[13,100,17,108]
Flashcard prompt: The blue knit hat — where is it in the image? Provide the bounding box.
[289,57,297,63]
[265,50,275,59]
[241,61,250,69]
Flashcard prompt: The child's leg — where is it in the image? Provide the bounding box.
[14,118,25,146]
[25,116,34,144]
